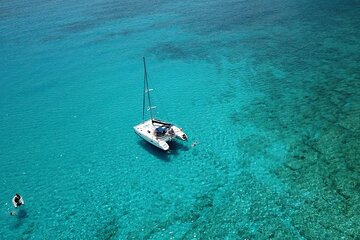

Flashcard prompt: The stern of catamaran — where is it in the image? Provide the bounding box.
[170,126,188,141]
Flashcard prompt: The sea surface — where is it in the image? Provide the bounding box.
[1,0,359,239]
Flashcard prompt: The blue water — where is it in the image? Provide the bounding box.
[1,0,359,239]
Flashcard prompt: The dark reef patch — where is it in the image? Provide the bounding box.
[148,41,209,61]
[60,20,99,34]
[44,0,169,42]
[95,216,120,240]
[234,52,360,239]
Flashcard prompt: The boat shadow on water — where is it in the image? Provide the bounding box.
[138,140,190,162]
[168,141,190,154]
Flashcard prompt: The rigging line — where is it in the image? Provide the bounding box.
[144,61,168,122]
[143,57,154,120]
[142,57,146,122]
[146,64,173,123]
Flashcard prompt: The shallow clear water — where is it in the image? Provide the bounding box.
[1,0,359,239]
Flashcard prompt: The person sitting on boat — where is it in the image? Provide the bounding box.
[12,193,25,208]
[168,128,175,136]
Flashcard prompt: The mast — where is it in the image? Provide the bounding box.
[142,57,154,121]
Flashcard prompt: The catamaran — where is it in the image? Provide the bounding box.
[134,57,188,151]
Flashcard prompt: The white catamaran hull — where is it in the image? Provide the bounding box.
[134,119,187,151]
[134,119,170,151]
[171,125,188,141]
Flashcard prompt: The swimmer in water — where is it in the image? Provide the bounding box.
[191,141,199,147]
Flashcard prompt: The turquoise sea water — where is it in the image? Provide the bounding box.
[1,0,359,238]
